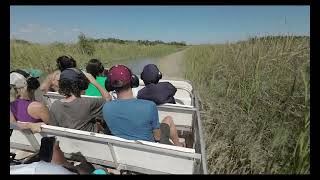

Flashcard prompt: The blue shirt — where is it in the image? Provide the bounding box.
[102,98,160,142]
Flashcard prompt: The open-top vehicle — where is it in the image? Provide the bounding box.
[10,79,207,174]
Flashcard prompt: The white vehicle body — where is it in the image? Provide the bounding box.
[10,79,207,174]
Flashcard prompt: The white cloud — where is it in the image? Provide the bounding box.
[17,23,57,37]
[11,23,83,43]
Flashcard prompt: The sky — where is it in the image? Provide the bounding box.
[10,6,310,45]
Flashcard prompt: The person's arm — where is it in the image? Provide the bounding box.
[151,103,161,141]
[28,102,50,124]
[167,82,177,97]
[48,104,59,126]
[10,110,44,133]
[161,82,177,104]
[84,72,111,101]
[88,98,106,120]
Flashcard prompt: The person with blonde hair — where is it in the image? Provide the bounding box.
[10,69,50,131]
[40,55,77,93]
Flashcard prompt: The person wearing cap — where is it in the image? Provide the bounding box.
[49,68,112,134]
[137,64,177,105]
[85,59,108,97]
[102,65,183,146]
[10,70,50,132]
[40,55,77,93]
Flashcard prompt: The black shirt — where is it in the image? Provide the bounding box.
[137,82,177,105]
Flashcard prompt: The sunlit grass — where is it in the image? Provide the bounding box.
[184,36,310,174]
[10,41,186,72]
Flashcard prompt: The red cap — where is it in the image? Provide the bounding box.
[107,65,131,88]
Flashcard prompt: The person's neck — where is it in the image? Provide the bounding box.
[19,97,31,101]
[116,89,134,100]
[19,93,31,100]
[62,95,77,102]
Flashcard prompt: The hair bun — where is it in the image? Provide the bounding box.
[27,77,40,90]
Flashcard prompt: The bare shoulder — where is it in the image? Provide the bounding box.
[29,101,48,110]
[27,101,49,120]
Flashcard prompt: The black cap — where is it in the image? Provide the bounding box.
[60,68,84,82]
[141,64,162,84]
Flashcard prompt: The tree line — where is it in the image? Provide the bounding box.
[91,37,186,46]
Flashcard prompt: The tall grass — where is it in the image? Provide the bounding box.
[184,36,310,174]
[10,41,185,73]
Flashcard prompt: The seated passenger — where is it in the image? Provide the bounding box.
[103,65,183,146]
[10,109,44,133]
[49,68,112,134]
[85,59,108,96]
[10,70,50,125]
[40,55,77,93]
[137,64,177,105]
[11,137,75,174]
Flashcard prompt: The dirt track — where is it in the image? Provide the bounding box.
[156,48,189,80]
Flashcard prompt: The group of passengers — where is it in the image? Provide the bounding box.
[10,55,183,174]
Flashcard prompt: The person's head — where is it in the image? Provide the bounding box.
[10,69,40,100]
[51,71,61,90]
[58,68,89,98]
[105,65,139,94]
[56,55,77,72]
[86,59,105,79]
[39,137,95,174]
[39,137,67,165]
[140,64,162,85]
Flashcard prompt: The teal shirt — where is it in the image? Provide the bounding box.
[103,99,160,142]
[85,76,107,96]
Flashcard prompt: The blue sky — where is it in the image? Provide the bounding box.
[10,6,310,45]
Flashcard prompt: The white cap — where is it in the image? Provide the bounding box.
[10,72,27,88]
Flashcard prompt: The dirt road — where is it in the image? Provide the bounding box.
[155,48,189,80]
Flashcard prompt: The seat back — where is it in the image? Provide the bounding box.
[10,124,201,174]
[43,79,193,106]
[43,92,196,132]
